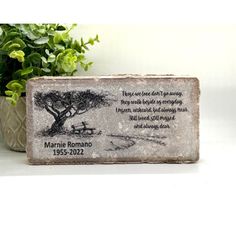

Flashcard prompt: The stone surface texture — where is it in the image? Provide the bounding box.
[26,75,200,164]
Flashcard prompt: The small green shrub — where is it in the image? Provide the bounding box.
[0,24,99,105]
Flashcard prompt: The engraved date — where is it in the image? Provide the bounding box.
[53,149,84,156]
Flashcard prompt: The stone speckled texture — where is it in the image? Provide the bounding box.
[26,75,200,164]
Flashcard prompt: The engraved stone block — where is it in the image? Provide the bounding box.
[26,75,200,164]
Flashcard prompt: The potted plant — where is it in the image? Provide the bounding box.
[0,24,99,151]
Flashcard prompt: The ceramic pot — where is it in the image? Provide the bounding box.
[0,96,26,152]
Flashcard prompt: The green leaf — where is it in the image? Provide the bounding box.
[41,56,47,64]
[8,43,21,50]
[12,92,19,101]
[81,38,84,45]
[6,81,23,90]
[37,28,46,35]
[20,67,33,76]
[80,61,93,71]
[5,79,26,105]
[17,24,39,40]
[9,50,25,62]
[41,68,50,73]
[34,37,49,44]
[53,32,62,44]
[12,38,26,49]
[56,49,78,74]
[5,32,21,41]
[2,40,13,50]
[27,53,41,66]
[45,49,50,56]
[88,38,95,45]
[77,54,85,61]
[72,40,82,53]
[95,34,99,42]
[1,38,26,52]
[5,90,13,96]
[61,32,69,42]
[48,54,56,63]
[54,44,65,50]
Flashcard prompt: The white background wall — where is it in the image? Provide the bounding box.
[76,24,236,89]
[1,1,236,236]
[75,24,236,144]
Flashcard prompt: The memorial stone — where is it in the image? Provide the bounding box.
[26,75,200,164]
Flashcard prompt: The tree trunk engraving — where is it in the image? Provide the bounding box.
[49,116,67,136]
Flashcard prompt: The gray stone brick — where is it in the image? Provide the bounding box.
[26,75,200,164]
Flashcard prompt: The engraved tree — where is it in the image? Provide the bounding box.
[34,90,112,136]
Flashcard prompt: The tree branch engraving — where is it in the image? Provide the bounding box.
[34,90,114,136]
